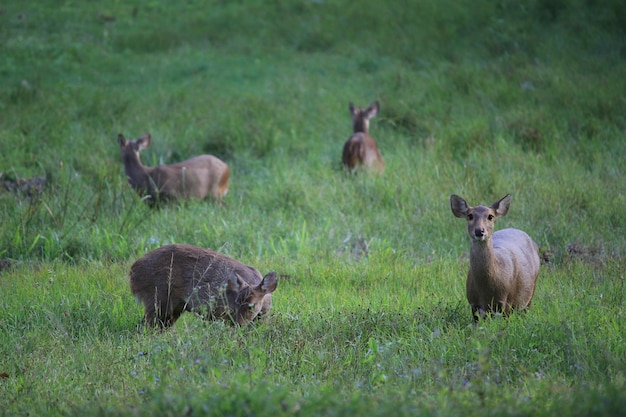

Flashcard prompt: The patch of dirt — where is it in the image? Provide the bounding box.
[565,241,612,265]
[1,173,46,198]
[0,259,12,274]
[337,233,370,260]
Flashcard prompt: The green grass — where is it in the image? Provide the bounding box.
[1,0,625,415]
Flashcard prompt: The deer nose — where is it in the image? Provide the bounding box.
[474,228,485,238]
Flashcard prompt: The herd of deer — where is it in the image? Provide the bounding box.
[118,101,540,327]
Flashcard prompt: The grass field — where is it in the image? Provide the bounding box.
[1,0,625,415]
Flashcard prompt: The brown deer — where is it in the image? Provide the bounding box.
[129,244,278,327]
[117,133,229,205]
[342,101,384,174]
[450,194,540,321]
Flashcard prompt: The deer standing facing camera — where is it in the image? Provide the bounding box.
[450,194,540,321]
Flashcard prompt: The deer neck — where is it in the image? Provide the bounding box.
[469,239,498,281]
[353,119,369,134]
[122,152,152,188]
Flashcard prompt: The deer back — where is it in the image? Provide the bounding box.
[490,228,540,304]
[150,155,230,200]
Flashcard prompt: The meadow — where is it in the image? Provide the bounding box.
[0,0,625,415]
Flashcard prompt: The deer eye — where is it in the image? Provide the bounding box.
[467,214,473,220]
[488,214,494,221]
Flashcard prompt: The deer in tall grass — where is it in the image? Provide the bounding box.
[129,244,278,327]
[450,194,540,321]
[117,133,230,205]
[342,101,384,174]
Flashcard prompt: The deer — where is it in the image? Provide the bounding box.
[129,244,278,327]
[450,194,540,322]
[342,101,384,174]
[117,133,230,205]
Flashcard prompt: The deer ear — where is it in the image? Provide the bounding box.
[450,195,469,218]
[137,134,151,150]
[117,134,127,146]
[349,102,356,114]
[492,194,512,217]
[227,272,240,292]
[367,101,379,118]
[258,271,278,294]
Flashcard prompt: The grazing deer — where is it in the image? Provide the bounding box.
[117,133,229,205]
[129,244,278,327]
[342,101,384,174]
[450,194,540,321]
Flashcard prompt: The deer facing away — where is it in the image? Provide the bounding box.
[450,194,540,321]
[342,101,384,174]
[129,244,278,327]
[118,133,230,205]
